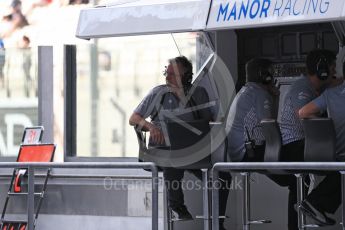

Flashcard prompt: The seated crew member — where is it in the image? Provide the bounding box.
[226,58,300,230]
[129,56,231,230]
[226,58,277,162]
[279,49,336,162]
[277,49,336,229]
[297,66,345,226]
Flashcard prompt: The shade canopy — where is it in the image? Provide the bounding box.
[76,0,345,39]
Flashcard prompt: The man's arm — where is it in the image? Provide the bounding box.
[129,112,164,144]
[298,102,321,118]
[129,112,150,131]
[298,91,328,119]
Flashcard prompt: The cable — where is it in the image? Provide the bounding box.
[171,34,182,56]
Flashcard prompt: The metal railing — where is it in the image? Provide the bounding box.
[0,162,159,230]
[211,162,345,230]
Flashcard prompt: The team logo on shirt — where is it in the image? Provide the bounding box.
[264,99,270,109]
[298,92,310,100]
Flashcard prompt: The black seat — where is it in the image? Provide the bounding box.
[302,118,336,162]
[261,119,313,229]
[134,120,212,169]
[260,118,338,229]
[134,121,221,230]
[261,119,288,174]
[232,119,281,229]
[300,118,338,228]
[261,119,282,162]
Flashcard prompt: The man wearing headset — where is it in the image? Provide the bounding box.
[297,61,344,227]
[278,49,337,227]
[279,49,336,162]
[226,58,302,230]
[226,58,278,162]
[129,56,231,230]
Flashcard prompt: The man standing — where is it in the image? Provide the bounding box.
[129,56,231,230]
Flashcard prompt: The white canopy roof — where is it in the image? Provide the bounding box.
[76,0,345,39]
[76,0,211,39]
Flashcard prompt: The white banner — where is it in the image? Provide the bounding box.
[207,0,345,30]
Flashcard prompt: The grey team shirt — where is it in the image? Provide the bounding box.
[279,77,317,145]
[313,82,345,154]
[226,82,273,162]
[134,85,212,121]
[134,85,213,145]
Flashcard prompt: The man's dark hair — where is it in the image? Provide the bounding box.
[246,58,272,83]
[169,56,193,85]
[11,0,21,8]
[306,49,336,76]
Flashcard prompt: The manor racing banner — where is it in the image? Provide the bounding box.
[207,0,345,30]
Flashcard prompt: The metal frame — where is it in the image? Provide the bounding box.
[167,169,212,230]
[64,45,77,159]
[212,162,345,230]
[239,172,271,230]
[0,162,159,230]
[38,46,53,144]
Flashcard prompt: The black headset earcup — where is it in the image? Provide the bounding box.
[182,72,193,87]
[316,57,329,81]
[259,69,273,84]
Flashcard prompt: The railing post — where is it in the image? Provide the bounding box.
[202,169,210,230]
[242,172,250,230]
[296,174,306,230]
[341,172,345,230]
[38,46,54,143]
[27,166,35,230]
[212,167,220,230]
[151,164,159,230]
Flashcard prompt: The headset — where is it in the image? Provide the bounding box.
[181,70,193,87]
[258,68,273,85]
[316,56,330,81]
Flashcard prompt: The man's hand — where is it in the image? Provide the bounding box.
[148,124,165,145]
[129,113,165,145]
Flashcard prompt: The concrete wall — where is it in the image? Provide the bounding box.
[0,169,341,230]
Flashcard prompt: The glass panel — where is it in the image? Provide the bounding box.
[282,34,296,56]
[323,32,338,54]
[244,36,259,58]
[300,33,316,54]
[262,35,277,57]
[0,47,39,157]
[76,32,214,157]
